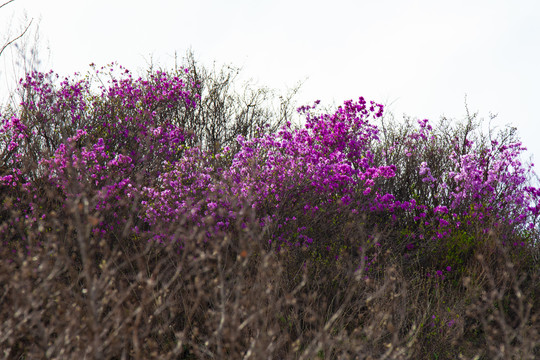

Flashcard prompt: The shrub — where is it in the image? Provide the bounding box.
[0,61,538,359]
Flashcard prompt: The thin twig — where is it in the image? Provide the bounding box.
[0,0,16,11]
[0,18,33,58]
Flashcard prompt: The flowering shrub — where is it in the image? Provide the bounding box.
[0,65,200,248]
[1,62,538,359]
[1,64,538,273]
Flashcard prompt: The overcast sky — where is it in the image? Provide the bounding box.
[1,0,539,174]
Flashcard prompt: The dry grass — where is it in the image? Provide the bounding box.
[0,180,537,359]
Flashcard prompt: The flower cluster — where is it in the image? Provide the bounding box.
[1,64,538,274]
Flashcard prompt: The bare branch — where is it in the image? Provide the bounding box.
[0,0,16,11]
[0,1,34,59]
[0,18,33,58]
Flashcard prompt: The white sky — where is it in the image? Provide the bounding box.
[1,0,539,177]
